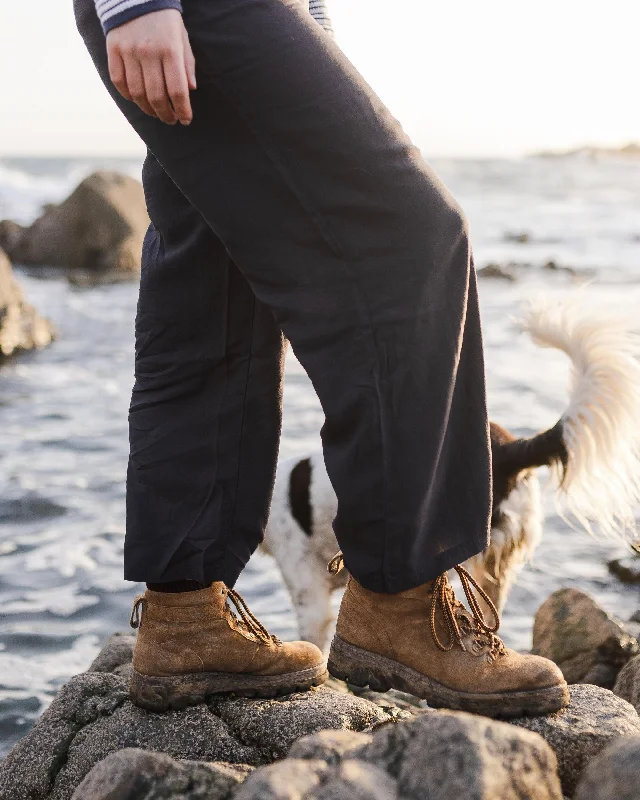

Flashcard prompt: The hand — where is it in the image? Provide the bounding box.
[106,9,196,126]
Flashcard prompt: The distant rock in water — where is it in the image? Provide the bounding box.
[0,247,54,361]
[609,553,640,584]
[0,171,149,274]
[477,263,518,281]
[477,259,591,283]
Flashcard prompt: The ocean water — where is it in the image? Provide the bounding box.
[1,154,639,756]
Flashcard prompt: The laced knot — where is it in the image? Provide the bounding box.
[327,551,344,575]
[224,587,282,647]
[430,565,505,660]
[130,595,146,629]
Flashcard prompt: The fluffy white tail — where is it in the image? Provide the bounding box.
[520,295,640,540]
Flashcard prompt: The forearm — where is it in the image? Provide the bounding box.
[94,0,334,36]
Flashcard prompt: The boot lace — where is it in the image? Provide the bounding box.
[130,595,145,628]
[224,587,282,647]
[431,566,505,660]
[327,551,505,660]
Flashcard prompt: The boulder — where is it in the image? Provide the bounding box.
[613,654,640,713]
[70,748,251,800]
[510,684,640,796]
[4,171,149,273]
[532,588,639,687]
[360,709,562,800]
[609,554,640,584]
[0,247,54,359]
[0,667,393,800]
[573,736,640,800]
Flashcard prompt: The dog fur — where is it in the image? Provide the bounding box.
[261,297,640,649]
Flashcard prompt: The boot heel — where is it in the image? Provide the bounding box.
[328,635,392,692]
[130,669,207,712]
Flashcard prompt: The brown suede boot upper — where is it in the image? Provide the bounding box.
[335,570,565,694]
[131,583,324,678]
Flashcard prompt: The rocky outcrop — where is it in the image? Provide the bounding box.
[573,736,640,800]
[1,171,149,274]
[5,626,640,800]
[70,749,251,800]
[0,247,54,360]
[0,668,393,800]
[510,684,640,796]
[613,654,640,713]
[532,588,639,687]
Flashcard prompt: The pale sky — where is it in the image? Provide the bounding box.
[1,0,639,157]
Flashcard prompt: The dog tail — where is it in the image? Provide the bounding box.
[498,295,640,540]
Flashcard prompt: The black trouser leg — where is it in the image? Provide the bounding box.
[75,0,491,593]
[127,153,286,586]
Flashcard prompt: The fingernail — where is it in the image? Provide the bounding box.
[180,119,191,126]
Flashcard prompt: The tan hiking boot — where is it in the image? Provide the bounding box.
[129,583,327,711]
[327,557,569,718]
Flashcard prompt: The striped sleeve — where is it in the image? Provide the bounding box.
[97,0,334,38]
[96,0,182,34]
[309,0,334,36]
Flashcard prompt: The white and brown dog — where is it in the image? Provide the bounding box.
[262,298,640,650]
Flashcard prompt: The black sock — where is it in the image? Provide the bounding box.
[146,580,206,593]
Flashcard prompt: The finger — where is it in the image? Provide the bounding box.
[142,55,177,124]
[163,51,193,125]
[107,49,132,102]
[182,27,197,90]
[124,58,157,118]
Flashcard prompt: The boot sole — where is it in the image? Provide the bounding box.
[328,635,569,718]
[130,663,328,712]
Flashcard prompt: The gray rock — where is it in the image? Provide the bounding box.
[0,672,129,800]
[510,684,640,796]
[574,736,640,800]
[233,759,330,800]
[0,668,394,800]
[4,171,149,273]
[311,760,397,800]
[362,709,562,800]
[0,247,54,360]
[88,633,136,674]
[478,263,517,281]
[288,729,372,765]
[70,748,250,800]
[613,654,640,712]
[532,588,639,687]
[209,685,390,761]
[609,554,640,584]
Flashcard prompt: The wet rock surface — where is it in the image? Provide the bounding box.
[573,736,640,800]
[0,247,53,360]
[532,588,639,687]
[1,171,149,274]
[510,684,640,796]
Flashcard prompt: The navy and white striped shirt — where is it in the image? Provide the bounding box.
[95,0,333,36]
